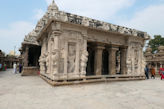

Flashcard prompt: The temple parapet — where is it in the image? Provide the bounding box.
[33,1,150,41]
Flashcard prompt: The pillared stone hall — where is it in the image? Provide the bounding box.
[20,0,150,85]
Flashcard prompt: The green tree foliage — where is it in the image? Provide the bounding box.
[148,35,164,53]
[0,50,5,57]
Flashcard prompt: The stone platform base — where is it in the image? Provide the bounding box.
[40,74,146,86]
[21,67,39,76]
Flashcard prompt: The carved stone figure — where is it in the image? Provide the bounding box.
[39,53,47,73]
[52,50,59,75]
[82,17,89,26]
[67,44,76,73]
[141,55,146,75]
[80,50,89,75]
[110,24,117,31]
[127,57,132,74]
[45,52,49,73]
[134,50,139,68]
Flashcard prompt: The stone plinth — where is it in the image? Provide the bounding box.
[21,67,39,76]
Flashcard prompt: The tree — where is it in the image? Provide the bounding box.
[148,35,164,53]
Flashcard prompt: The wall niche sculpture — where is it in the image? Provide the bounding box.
[67,43,76,73]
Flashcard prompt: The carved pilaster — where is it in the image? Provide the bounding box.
[108,47,118,75]
[51,30,62,79]
[39,53,46,74]
[51,30,62,49]
[80,34,88,77]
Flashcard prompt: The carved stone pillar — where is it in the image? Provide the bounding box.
[80,35,88,77]
[51,30,61,76]
[94,46,104,75]
[120,48,127,75]
[108,47,118,75]
[39,55,46,74]
[24,46,29,67]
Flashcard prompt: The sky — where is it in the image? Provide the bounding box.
[0,0,164,54]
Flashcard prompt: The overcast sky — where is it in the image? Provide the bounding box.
[0,0,164,54]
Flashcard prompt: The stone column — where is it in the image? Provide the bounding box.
[51,30,61,78]
[94,46,104,75]
[120,48,127,75]
[108,47,118,75]
[80,35,88,77]
[24,46,29,67]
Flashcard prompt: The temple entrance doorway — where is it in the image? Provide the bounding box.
[102,49,109,75]
[28,46,41,67]
[86,43,95,76]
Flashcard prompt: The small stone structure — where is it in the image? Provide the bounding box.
[20,30,41,75]
[21,0,150,85]
[0,50,19,69]
[145,46,164,75]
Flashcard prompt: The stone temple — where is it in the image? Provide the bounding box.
[20,0,150,85]
[145,46,164,75]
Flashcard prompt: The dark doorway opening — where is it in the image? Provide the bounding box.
[28,46,41,67]
[86,43,95,76]
[102,49,109,75]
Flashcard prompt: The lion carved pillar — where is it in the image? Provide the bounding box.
[51,30,61,79]
[80,35,88,77]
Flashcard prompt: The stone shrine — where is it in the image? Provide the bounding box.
[21,0,150,85]
[145,46,164,75]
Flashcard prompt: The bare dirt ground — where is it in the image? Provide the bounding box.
[0,69,164,109]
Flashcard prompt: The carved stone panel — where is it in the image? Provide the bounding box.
[127,41,145,75]
[67,43,76,73]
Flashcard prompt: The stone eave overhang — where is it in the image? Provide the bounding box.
[37,19,53,41]
[37,18,148,42]
[21,42,40,51]
[22,41,39,46]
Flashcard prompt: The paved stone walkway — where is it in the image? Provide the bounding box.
[0,69,164,109]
